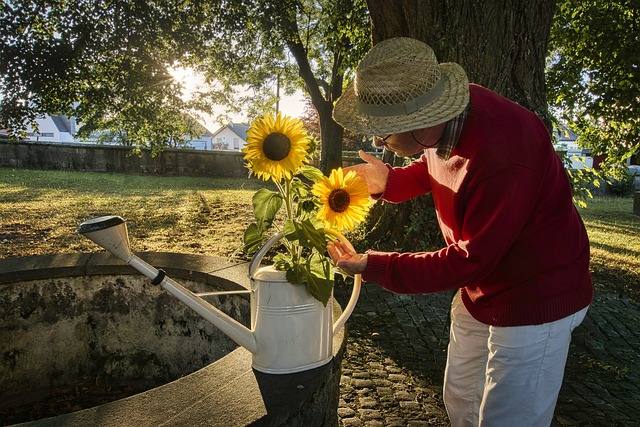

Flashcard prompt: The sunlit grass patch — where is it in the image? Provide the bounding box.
[579,196,640,300]
[0,168,263,258]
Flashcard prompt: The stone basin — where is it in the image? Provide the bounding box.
[0,253,345,426]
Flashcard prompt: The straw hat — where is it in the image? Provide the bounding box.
[333,37,469,135]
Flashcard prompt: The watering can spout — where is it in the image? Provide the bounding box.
[125,257,258,354]
[77,216,259,355]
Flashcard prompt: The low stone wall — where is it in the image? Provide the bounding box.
[0,141,247,177]
[0,141,365,177]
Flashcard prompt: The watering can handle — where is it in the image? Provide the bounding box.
[247,229,361,336]
[324,229,361,335]
[248,231,285,278]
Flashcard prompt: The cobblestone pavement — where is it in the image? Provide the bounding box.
[334,283,640,426]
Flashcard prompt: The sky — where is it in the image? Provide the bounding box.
[171,67,306,131]
[202,91,306,132]
[276,92,307,118]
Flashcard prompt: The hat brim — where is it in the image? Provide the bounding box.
[333,63,469,135]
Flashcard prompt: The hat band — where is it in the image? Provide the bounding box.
[355,77,445,117]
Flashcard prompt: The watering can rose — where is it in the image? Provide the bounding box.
[241,112,370,305]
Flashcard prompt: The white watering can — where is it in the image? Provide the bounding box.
[76,216,361,374]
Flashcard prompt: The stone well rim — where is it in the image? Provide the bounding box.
[0,252,346,427]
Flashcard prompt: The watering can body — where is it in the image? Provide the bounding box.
[247,230,360,374]
[250,265,333,373]
[77,216,360,375]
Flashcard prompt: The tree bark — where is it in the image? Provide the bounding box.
[363,0,556,251]
[317,103,346,174]
[365,0,555,126]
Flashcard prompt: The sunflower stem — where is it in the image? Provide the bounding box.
[287,178,303,265]
[275,178,300,265]
[284,178,294,220]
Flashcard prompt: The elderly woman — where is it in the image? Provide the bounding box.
[328,37,592,427]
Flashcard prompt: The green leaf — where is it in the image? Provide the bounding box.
[243,223,265,254]
[252,188,283,231]
[297,199,317,216]
[285,264,307,287]
[284,254,334,306]
[282,219,326,253]
[305,254,335,306]
[273,253,293,270]
[291,179,310,198]
[301,165,324,183]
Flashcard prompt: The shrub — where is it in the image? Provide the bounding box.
[607,167,637,197]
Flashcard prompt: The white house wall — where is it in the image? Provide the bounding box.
[26,116,74,143]
[567,150,594,170]
[211,128,247,151]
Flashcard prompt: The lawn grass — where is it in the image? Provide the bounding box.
[1,167,639,302]
[0,168,265,259]
[578,195,640,301]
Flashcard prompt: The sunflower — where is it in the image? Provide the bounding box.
[242,112,310,182]
[312,167,370,231]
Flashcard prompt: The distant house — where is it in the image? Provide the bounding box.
[26,115,78,143]
[553,125,594,170]
[20,114,216,150]
[210,124,250,151]
[184,123,214,150]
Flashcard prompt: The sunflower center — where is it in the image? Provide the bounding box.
[263,133,291,161]
[328,189,350,213]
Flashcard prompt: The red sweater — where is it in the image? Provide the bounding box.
[364,84,593,326]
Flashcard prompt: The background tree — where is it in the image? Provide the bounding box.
[0,0,214,153]
[547,0,640,176]
[361,0,557,251]
[299,98,375,153]
[0,0,371,173]
[189,0,371,173]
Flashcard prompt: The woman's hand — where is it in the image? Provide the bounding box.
[344,150,389,195]
[327,240,368,276]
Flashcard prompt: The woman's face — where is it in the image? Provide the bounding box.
[373,123,446,157]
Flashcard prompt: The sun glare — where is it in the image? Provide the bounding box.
[168,66,201,101]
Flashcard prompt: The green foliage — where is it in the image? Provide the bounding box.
[0,0,370,163]
[547,0,640,172]
[554,150,602,207]
[606,167,637,197]
[0,0,215,153]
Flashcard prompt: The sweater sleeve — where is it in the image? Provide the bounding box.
[380,158,432,203]
[363,165,542,295]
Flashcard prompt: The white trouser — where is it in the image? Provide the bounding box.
[443,291,588,427]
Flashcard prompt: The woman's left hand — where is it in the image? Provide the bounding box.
[327,240,368,276]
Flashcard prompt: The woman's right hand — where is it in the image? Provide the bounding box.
[344,150,389,195]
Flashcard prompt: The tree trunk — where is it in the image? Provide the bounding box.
[284,23,346,175]
[363,0,556,251]
[317,102,345,174]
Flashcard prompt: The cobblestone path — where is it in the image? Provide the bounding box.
[335,284,640,426]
